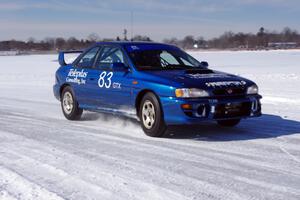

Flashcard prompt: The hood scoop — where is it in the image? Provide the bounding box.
[185,69,214,74]
[182,69,232,79]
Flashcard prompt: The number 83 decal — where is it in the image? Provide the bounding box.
[98,71,113,88]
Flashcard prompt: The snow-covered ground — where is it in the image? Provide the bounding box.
[0,50,300,200]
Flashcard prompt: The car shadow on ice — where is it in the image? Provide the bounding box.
[79,112,300,141]
[165,114,300,141]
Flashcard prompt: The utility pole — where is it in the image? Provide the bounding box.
[131,11,133,41]
[123,29,128,41]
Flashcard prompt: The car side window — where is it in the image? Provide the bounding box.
[96,46,125,69]
[77,47,100,68]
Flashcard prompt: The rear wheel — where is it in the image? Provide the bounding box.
[217,119,241,127]
[139,93,166,137]
[61,86,82,120]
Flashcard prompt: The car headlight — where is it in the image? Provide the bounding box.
[247,84,258,95]
[175,88,209,98]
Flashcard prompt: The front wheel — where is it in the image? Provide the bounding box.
[139,93,167,137]
[61,86,83,120]
[217,119,241,127]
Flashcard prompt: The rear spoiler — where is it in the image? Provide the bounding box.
[58,50,83,66]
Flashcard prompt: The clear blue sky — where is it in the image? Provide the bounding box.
[1,0,299,41]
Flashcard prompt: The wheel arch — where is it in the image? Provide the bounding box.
[135,89,164,117]
[59,83,71,99]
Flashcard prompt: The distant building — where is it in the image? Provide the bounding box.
[193,43,209,49]
[268,42,298,49]
[0,51,20,56]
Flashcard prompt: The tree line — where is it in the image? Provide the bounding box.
[0,27,299,52]
[164,27,300,49]
[0,32,151,52]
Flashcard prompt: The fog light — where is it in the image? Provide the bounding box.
[251,100,258,111]
[196,105,206,117]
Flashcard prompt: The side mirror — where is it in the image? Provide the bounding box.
[200,61,209,68]
[111,62,129,71]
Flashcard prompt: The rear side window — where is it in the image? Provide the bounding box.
[77,47,100,68]
[96,46,125,69]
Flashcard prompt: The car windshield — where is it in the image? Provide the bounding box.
[128,49,204,70]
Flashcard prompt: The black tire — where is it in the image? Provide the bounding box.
[138,92,167,137]
[217,119,241,127]
[61,86,83,120]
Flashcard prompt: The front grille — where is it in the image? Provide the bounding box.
[213,87,246,96]
[214,102,251,119]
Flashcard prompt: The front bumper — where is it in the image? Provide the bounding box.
[161,95,262,125]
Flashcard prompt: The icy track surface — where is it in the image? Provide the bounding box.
[0,50,300,200]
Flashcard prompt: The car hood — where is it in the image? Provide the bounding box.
[142,69,255,89]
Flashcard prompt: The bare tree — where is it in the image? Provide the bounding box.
[182,35,195,49]
[55,38,66,50]
[132,35,151,41]
[88,33,100,42]
[44,37,55,50]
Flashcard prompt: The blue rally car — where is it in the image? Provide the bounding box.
[53,42,261,137]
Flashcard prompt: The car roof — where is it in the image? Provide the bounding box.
[93,41,179,52]
[94,41,172,47]
[96,41,158,45]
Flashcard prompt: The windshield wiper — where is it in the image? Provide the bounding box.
[138,65,199,71]
[162,64,190,69]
